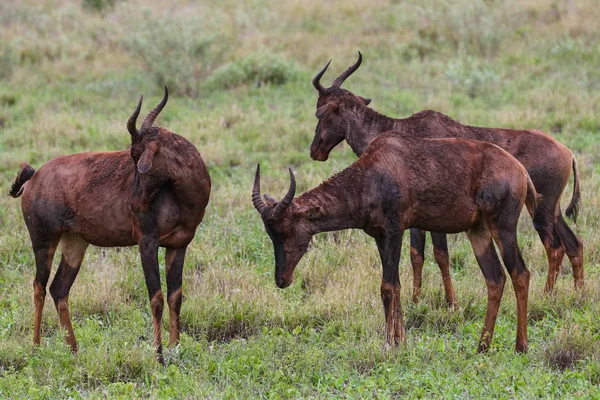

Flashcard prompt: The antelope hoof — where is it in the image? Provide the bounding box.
[476,342,490,354]
[515,342,528,354]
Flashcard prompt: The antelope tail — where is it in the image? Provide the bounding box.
[9,163,35,198]
[565,157,581,223]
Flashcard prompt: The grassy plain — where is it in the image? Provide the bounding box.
[0,0,599,398]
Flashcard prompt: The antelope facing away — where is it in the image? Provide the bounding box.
[253,133,551,353]
[9,87,211,363]
[310,52,583,305]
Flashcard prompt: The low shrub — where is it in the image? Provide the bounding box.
[445,57,500,99]
[204,51,299,91]
[120,11,228,97]
[82,0,120,13]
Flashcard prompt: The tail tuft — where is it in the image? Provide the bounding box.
[565,158,580,223]
[9,163,35,198]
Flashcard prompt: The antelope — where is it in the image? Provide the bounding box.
[310,52,583,305]
[9,87,211,363]
[253,133,550,352]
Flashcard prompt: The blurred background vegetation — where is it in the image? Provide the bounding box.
[0,0,599,398]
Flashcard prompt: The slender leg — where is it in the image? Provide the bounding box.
[430,232,457,308]
[409,229,426,304]
[554,213,584,289]
[525,195,566,293]
[135,213,164,364]
[541,227,566,293]
[49,233,88,352]
[32,237,60,347]
[491,226,530,353]
[376,230,405,350]
[466,222,506,353]
[165,247,187,347]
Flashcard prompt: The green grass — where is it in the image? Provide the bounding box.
[1,0,599,398]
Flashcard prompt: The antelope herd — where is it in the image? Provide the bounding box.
[10,53,583,360]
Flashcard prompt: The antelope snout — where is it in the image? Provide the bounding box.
[310,147,329,161]
[275,275,293,289]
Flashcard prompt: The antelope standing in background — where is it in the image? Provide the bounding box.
[310,52,583,304]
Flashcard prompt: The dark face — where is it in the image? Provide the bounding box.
[262,210,313,289]
[310,90,371,162]
[252,166,315,289]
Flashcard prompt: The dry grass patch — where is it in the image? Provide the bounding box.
[545,324,597,370]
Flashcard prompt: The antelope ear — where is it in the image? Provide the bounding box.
[137,143,159,174]
[263,194,277,207]
[359,96,371,106]
[298,206,320,219]
[315,102,338,120]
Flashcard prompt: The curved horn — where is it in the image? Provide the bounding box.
[332,51,362,88]
[252,164,270,218]
[271,168,296,220]
[141,86,168,132]
[127,95,143,141]
[312,59,331,94]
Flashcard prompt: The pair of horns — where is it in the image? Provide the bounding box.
[128,86,169,140]
[312,51,362,94]
[252,165,296,220]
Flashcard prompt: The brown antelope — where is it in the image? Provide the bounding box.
[310,52,583,304]
[253,133,551,353]
[9,87,211,363]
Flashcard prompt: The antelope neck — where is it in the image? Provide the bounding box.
[296,169,367,233]
[348,107,396,157]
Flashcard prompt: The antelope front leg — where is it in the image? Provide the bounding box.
[409,229,425,304]
[431,232,457,308]
[136,213,164,364]
[380,281,405,350]
[165,247,187,347]
[376,230,405,351]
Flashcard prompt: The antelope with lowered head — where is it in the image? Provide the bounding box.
[310,52,583,303]
[253,133,551,353]
[9,87,211,363]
